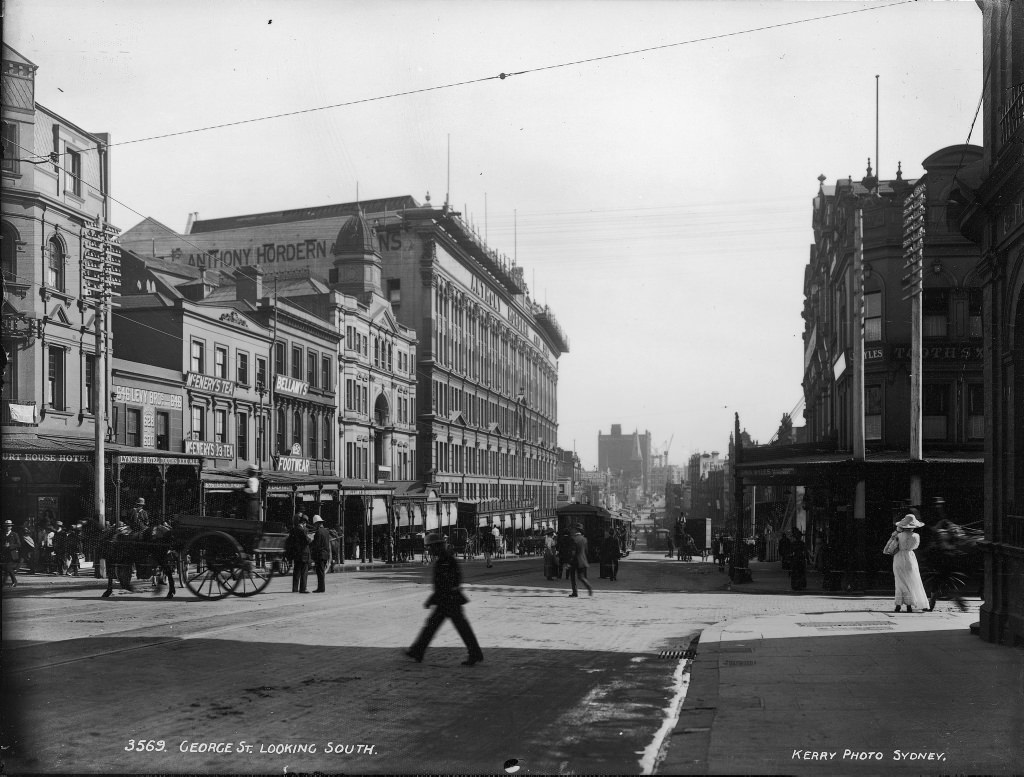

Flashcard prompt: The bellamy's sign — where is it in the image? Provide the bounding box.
[274,374,309,396]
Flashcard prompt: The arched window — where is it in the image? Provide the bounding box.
[322,416,331,460]
[276,408,285,453]
[47,235,66,291]
[1,221,18,281]
[292,410,302,447]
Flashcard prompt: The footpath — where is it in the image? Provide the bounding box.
[661,561,1024,776]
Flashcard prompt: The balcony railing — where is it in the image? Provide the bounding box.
[1001,83,1024,146]
[2,399,38,426]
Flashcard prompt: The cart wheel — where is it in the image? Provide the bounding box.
[226,556,274,597]
[180,531,240,600]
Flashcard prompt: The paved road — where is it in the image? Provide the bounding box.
[1,551,915,774]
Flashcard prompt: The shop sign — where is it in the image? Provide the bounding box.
[184,440,236,459]
[117,455,201,465]
[274,374,309,397]
[142,407,156,448]
[865,346,885,362]
[3,452,91,462]
[113,385,183,410]
[890,344,983,362]
[185,372,236,396]
[277,456,310,473]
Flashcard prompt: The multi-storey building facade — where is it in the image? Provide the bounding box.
[1,44,128,530]
[957,0,1024,646]
[737,150,985,586]
[597,425,651,504]
[119,195,569,535]
[115,253,344,522]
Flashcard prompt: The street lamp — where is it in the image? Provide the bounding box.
[255,380,267,473]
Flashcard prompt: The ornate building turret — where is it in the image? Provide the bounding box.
[331,209,382,297]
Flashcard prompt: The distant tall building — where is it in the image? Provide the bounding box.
[598,424,651,505]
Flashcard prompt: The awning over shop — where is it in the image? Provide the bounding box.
[200,467,395,496]
[734,446,984,487]
[1,433,203,467]
[371,496,390,526]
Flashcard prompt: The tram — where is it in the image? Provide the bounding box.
[555,503,633,562]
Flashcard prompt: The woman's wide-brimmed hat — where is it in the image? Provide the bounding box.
[897,514,924,529]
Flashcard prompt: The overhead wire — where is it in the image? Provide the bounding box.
[25,0,916,163]
[6,136,332,323]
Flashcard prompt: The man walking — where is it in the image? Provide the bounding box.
[310,515,331,593]
[406,533,484,666]
[570,524,593,597]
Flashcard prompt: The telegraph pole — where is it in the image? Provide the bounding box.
[902,183,926,509]
[83,220,120,577]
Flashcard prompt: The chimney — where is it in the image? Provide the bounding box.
[235,265,264,305]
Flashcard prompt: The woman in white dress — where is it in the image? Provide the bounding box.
[891,514,930,613]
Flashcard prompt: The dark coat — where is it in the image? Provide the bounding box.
[310,524,331,563]
[572,532,589,570]
[599,535,621,563]
[556,530,575,566]
[3,530,21,564]
[426,547,468,611]
[127,507,149,531]
[285,525,311,564]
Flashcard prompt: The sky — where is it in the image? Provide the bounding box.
[6,0,984,470]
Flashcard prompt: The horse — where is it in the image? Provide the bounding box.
[98,522,179,599]
[922,518,984,612]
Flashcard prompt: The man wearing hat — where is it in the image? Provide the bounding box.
[406,533,484,666]
[569,524,594,597]
[284,515,312,593]
[127,498,150,532]
[309,515,331,593]
[2,520,21,588]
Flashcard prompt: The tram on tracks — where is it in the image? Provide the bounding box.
[555,503,634,562]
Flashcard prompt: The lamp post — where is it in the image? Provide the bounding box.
[255,380,267,473]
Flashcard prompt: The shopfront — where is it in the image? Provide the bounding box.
[1,435,203,537]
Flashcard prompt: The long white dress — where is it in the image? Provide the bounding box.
[893,530,930,609]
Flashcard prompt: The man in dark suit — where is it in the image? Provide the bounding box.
[406,533,484,666]
[285,515,311,593]
[571,524,594,597]
[310,515,331,593]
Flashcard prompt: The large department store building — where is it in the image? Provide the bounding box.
[120,195,569,534]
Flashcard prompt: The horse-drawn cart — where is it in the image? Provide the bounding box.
[175,515,288,599]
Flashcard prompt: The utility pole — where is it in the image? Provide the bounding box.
[852,208,868,589]
[83,220,121,578]
[902,182,926,509]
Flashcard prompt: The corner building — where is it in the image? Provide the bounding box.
[956,0,1024,646]
[120,196,569,534]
